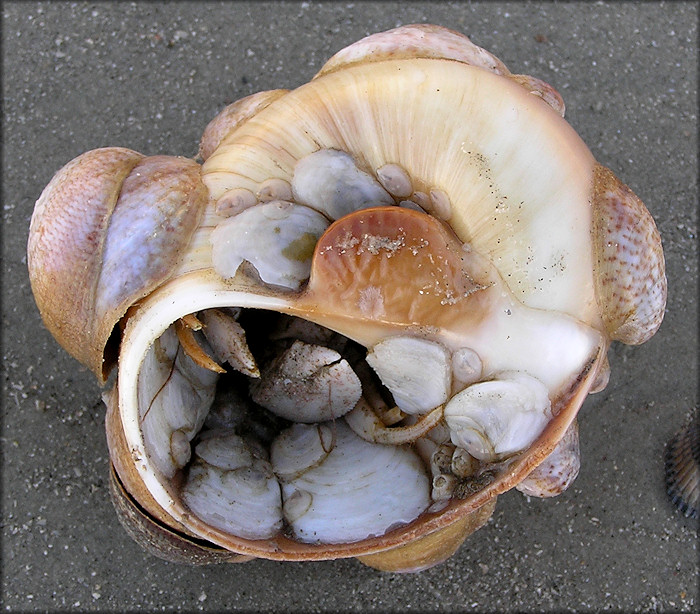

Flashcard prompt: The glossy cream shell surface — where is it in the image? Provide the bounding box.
[203,59,600,329]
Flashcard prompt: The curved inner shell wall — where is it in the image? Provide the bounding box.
[202,58,599,328]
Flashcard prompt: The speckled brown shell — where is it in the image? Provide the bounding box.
[592,164,667,345]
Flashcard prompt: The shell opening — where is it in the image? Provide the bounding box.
[132,300,599,546]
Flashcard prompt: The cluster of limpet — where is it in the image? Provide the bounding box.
[137,302,565,545]
[209,149,454,291]
[128,143,602,546]
[137,309,458,543]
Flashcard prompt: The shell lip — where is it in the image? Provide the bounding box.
[204,55,601,329]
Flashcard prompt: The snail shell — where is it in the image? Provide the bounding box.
[28,24,666,571]
[28,150,208,381]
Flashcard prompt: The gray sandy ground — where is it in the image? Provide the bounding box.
[2,2,697,611]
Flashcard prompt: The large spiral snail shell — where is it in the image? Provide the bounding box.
[28,150,208,381]
[27,24,666,572]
